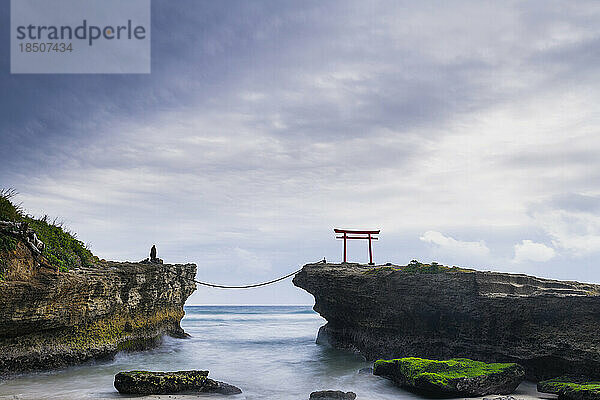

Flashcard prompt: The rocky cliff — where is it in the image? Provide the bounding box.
[292,262,600,380]
[0,257,196,375]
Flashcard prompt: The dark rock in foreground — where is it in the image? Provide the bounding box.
[292,262,600,380]
[537,377,600,400]
[373,357,524,397]
[482,397,518,400]
[310,390,357,399]
[114,370,242,395]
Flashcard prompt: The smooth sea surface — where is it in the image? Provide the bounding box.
[0,306,543,400]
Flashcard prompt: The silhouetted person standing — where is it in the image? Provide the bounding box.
[150,245,157,261]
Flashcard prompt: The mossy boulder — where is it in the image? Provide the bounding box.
[373,357,524,397]
[114,370,242,395]
[537,377,600,400]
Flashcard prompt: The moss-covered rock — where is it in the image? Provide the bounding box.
[537,377,600,400]
[113,370,242,395]
[373,357,524,397]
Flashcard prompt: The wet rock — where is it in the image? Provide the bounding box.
[373,357,524,397]
[538,377,600,400]
[309,390,357,399]
[114,370,242,395]
[358,367,373,374]
[482,397,519,400]
[211,381,244,395]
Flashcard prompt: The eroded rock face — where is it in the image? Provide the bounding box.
[114,370,242,395]
[292,263,600,380]
[373,357,524,397]
[0,261,196,375]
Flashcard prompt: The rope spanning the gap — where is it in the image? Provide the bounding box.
[163,263,315,289]
[190,268,303,289]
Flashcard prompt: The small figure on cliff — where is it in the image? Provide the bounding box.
[140,245,163,264]
[150,245,157,261]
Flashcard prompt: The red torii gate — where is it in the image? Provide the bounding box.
[334,228,380,265]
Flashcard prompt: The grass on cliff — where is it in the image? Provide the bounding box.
[364,260,468,275]
[0,189,97,274]
[374,357,521,387]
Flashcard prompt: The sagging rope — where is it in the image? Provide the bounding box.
[163,263,316,289]
[191,268,302,289]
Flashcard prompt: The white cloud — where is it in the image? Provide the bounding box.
[419,231,490,258]
[513,240,556,263]
[532,208,600,256]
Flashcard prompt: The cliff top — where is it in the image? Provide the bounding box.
[299,261,600,298]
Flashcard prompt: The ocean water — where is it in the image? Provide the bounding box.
[0,306,542,400]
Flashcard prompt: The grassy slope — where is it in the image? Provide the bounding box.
[0,189,97,277]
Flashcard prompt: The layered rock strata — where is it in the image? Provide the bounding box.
[292,263,600,380]
[0,260,196,375]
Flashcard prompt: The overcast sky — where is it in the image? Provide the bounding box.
[2,0,600,305]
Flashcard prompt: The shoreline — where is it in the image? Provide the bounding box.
[0,306,562,400]
[0,379,556,400]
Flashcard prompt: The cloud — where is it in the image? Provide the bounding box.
[513,240,556,263]
[533,209,600,256]
[419,231,490,259]
[529,194,600,257]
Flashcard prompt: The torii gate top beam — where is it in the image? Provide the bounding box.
[334,229,380,235]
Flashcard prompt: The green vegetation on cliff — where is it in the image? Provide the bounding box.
[0,189,97,273]
[24,216,97,270]
[0,189,24,222]
[364,260,468,275]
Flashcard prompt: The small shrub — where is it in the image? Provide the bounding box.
[0,188,23,222]
[0,233,17,253]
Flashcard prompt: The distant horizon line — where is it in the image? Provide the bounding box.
[185,304,314,307]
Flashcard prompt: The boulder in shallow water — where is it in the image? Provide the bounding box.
[310,390,357,399]
[113,370,242,395]
[482,397,518,400]
[537,377,600,400]
[373,357,524,397]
